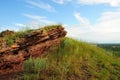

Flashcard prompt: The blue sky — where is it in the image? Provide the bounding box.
[0,0,120,43]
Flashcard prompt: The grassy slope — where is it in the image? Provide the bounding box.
[22,37,120,80]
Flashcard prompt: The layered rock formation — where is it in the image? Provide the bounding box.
[0,26,67,75]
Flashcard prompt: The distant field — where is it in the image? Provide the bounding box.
[97,44,120,57]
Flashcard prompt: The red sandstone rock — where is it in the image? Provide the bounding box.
[0,26,67,75]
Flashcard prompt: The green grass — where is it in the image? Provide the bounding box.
[4,28,33,46]
[22,37,120,80]
[22,58,46,80]
[40,24,62,34]
[40,24,62,31]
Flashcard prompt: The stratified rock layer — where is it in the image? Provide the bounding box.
[0,26,67,75]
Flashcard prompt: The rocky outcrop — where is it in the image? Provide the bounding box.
[0,30,14,37]
[0,26,67,75]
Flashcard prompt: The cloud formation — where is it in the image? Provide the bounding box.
[23,13,54,28]
[74,12,90,25]
[23,13,46,20]
[52,0,72,4]
[14,23,26,27]
[77,0,120,7]
[26,0,55,12]
[94,11,120,32]
[66,11,120,43]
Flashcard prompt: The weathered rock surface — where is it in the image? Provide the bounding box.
[0,26,67,76]
[0,30,14,37]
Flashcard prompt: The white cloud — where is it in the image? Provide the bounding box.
[66,11,120,43]
[23,13,54,28]
[26,0,55,12]
[52,0,72,4]
[23,13,46,20]
[74,12,90,25]
[66,13,93,42]
[26,20,54,29]
[26,20,41,28]
[94,11,120,33]
[77,0,120,7]
[14,23,26,27]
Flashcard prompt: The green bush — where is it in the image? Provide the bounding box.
[23,58,46,73]
[22,58,46,80]
[22,73,39,80]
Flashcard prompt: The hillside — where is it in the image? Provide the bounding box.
[22,37,120,80]
[0,25,120,80]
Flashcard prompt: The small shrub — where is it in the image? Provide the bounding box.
[22,73,39,80]
[22,58,46,80]
[4,34,15,46]
[23,58,46,73]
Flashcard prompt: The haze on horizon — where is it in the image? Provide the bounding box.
[0,0,120,43]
